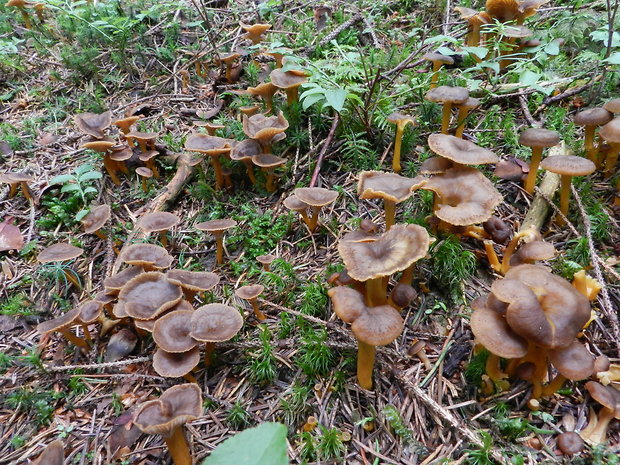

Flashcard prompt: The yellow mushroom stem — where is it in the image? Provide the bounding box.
[485,353,508,382]
[224,63,234,82]
[384,199,396,230]
[104,155,122,185]
[241,160,256,184]
[183,372,198,384]
[365,277,388,307]
[440,102,453,134]
[500,229,538,275]
[392,121,411,173]
[249,297,267,321]
[204,342,215,366]
[98,314,121,336]
[357,340,376,390]
[63,269,82,290]
[285,87,299,105]
[572,269,589,298]
[7,183,18,198]
[210,156,225,190]
[214,233,225,265]
[159,231,169,248]
[183,289,197,302]
[603,143,620,179]
[468,22,481,47]
[80,324,93,344]
[17,6,32,29]
[454,106,471,139]
[556,174,573,226]
[307,206,322,232]
[145,159,160,178]
[484,240,502,273]
[263,168,277,193]
[59,329,89,349]
[541,373,567,397]
[614,179,620,207]
[164,425,192,465]
[524,146,544,194]
[582,407,615,445]
[399,264,415,286]
[583,125,598,163]
[140,177,148,193]
[429,61,443,89]
[180,71,189,92]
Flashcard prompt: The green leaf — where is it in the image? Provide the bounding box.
[519,70,541,86]
[49,174,76,185]
[543,41,560,56]
[604,52,620,64]
[462,46,489,59]
[323,88,347,113]
[83,186,98,195]
[75,209,90,222]
[60,183,81,194]
[78,171,103,182]
[301,93,325,111]
[202,422,288,465]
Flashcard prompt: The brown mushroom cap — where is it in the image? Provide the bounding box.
[425,86,469,104]
[37,243,84,263]
[184,134,233,155]
[509,240,556,265]
[421,167,503,226]
[419,156,453,175]
[195,218,237,234]
[386,112,416,127]
[75,111,112,139]
[283,194,309,212]
[81,140,116,153]
[235,284,264,300]
[518,128,560,147]
[247,82,278,101]
[328,284,367,323]
[77,300,103,324]
[423,52,454,65]
[428,134,499,165]
[126,131,158,143]
[36,307,81,334]
[0,172,34,183]
[557,431,584,456]
[137,212,181,234]
[120,243,174,270]
[242,112,289,141]
[113,116,141,134]
[133,383,202,435]
[574,108,613,127]
[357,171,426,203]
[470,296,528,358]
[118,272,183,320]
[294,187,339,207]
[152,347,200,378]
[256,254,276,266]
[548,340,595,380]
[252,153,287,168]
[230,139,262,161]
[152,310,198,353]
[104,266,144,294]
[504,264,591,348]
[352,304,404,346]
[109,146,133,162]
[166,270,220,292]
[0,219,24,252]
[585,381,620,417]
[190,303,243,342]
[483,216,511,244]
[599,117,620,144]
[136,167,153,178]
[134,300,193,332]
[540,155,596,177]
[390,284,418,308]
[603,98,620,114]
[338,224,432,282]
[81,204,111,234]
[239,22,271,43]
[269,68,308,90]
[32,440,64,465]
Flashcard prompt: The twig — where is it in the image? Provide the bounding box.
[309,113,340,188]
[518,90,541,128]
[533,75,602,116]
[302,13,363,54]
[44,356,151,372]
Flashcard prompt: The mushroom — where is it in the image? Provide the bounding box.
[231,139,261,184]
[136,212,181,247]
[292,187,339,232]
[82,140,122,185]
[283,194,311,227]
[270,68,308,105]
[0,172,34,201]
[194,121,225,136]
[389,283,418,310]
[518,127,560,194]
[252,153,287,192]
[425,86,469,134]
[118,272,183,320]
[185,134,233,190]
[37,243,84,290]
[104,327,138,362]
[357,171,425,230]
[37,307,90,349]
[31,439,64,465]
[579,381,620,445]
[598,117,620,178]
[219,52,241,82]
[328,286,404,390]
[454,97,481,138]
[235,284,266,321]
[573,108,612,165]
[136,167,153,193]
[239,105,260,117]
[454,7,490,47]
[256,254,276,271]
[195,219,237,265]
[113,115,141,135]
[423,53,454,89]
[572,269,602,302]
[138,150,161,178]
[81,204,111,240]
[125,131,158,153]
[242,112,289,153]
[6,0,33,28]
[76,300,103,344]
[240,22,271,44]
[556,431,584,456]
[166,269,220,301]
[104,266,144,294]
[386,113,416,173]
[153,309,198,353]
[247,82,278,113]
[540,155,595,225]
[190,303,243,365]
[508,240,555,267]
[428,133,499,168]
[153,346,201,379]
[75,111,112,139]
[133,384,202,465]
[120,243,174,271]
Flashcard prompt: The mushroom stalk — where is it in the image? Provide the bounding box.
[159,231,169,248]
[454,106,471,139]
[399,264,415,286]
[484,240,502,273]
[8,183,17,198]
[249,297,267,321]
[524,146,543,194]
[59,329,90,349]
[541,373,566,397]
[285,87,299,105]
[485,353,508,382]
[104,156,122,185]
[604,143,620,179]
[500,229,536,275]
[63,269,82,290]
[584,126,597,163]
[141,177,148,193]
[145,160,160,178]
[357,340,376,390]
[307,206,321,232]
[242,160,257,184]
[365,277,387,306]
[583,408,614,444]
[164,426,192,465]
[430,62,442,89]
[440,103,453,134]
[384,199,396,230]
[264,169,277,193]
[214,233,224,265]
[556,174,572,225]
[392,123,405,173]
[204,342,215,366]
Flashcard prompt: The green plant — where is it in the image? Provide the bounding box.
[0,351,13,374]
[10,435,26,449]
[464,431,494,465]
[227,401,251,430]
[279,384,311,428]
[430,235,477,301]
[296,329,334,377]
[247,326,278,385]
[6,388,64,426]
[315,426,345,461]
[383,405,414,444]
[0,292,35,316]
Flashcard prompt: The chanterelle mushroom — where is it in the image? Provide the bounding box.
[293,187,339,232]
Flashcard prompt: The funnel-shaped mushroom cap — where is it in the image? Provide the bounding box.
[423,52,454,65]
[504,265,591,348]
[247,82,278,100]
[153,310,197,353]
[138,150,159,162]
[0,172,34,183]
[75,111,112,138]
[243,112,289,142]
[32,440,64,465]
[518,128,560,147]
[485,0,519,21]
[235,284,264,300]
[420,156,453,175]
[574,108,613,127]
[81,204,111,234]
[270,68,308,90]
[425,86,469,104]
[557,432,584,456]
[110,146,133,162]
[136,167,153,178]
[509,240,556,266]
[81,140,116,153]
[231,139,262,161]
[390,284,418,308]
[190,303,243,342]
[219,51,241,64]
[36,307,81,334]
[386,112,416,128]
[195,218,237,233]
[294,187,339,207]
[166,270,220,292]
[358,171,426,203]
[599,117,620,143]
[185,134,233,155]
[540,155,596,177]
[517,0,550,19]
[283,194,309,212]
[137,212,181,233]
[120,243,174,270]
[104,266,144,294]
[38,243,84,263]
[585,381,620,417]
[252,153,287,168]
[134,384,202,435]
[328,287,366,323]
[118,272,183,320]
[428,134,498,165]
[239,22,271,43]
[77,300,103,324]
[113,116,141,134]
[338,224,432,281]
[0,219,24,252]
[153,346,200,378]
[494,159,527,181]
[604,99,620,114]
[423,167,502,225]
[548,340,595,380]
[483,216,511,244]
[470,296,528,358]
[256,254,276,266]
[352,304,404,346]
[126,131,158,143]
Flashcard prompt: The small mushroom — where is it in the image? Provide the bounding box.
[117,272,183,320]
[292,187,339,232]
[81,204,111,240]
[242,112,289,153]
[133,384,202,465]
[125,131,158,153]
[386,113,416,173]
[113,115,141,135]
[0,218,24,252]
[185,134,233,190]
[136,167,153,193]
[153,310,198,353]
[598,117,620,178]
[573,108,612,165]
[120,243,174,271]
[518,127,560,194]
[252,153,287,192]
[37,307,90,349]
[137,212,181,247]
[425,86,469,134]
[0,172,34,201]
[190,303,243,365]
[82,140,122,185]
[256,254,276,272]
[247,82,278,113]
[219,52,241,82]
[166,269,220,301]
[240,22,271,44]
[231,139,262,184]
[105,328,138,362]
[423,53,454,89]
[31,439,64,465]
[194,121,225,136]
[579,381,620,444]
[556,431,584,456]
[195,219,237,265]
[270,68,308,105]
[235,284,266,321]
[37,243,84,290]
[153,346,201,378]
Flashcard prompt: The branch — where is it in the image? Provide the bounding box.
[309,113,340,188]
